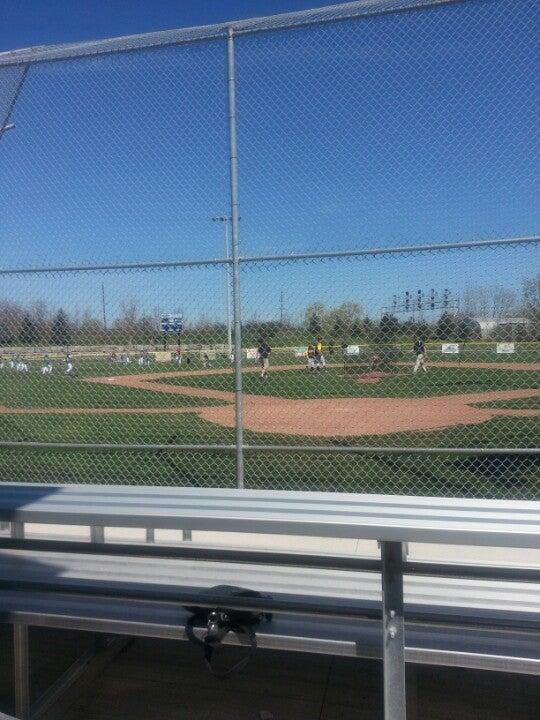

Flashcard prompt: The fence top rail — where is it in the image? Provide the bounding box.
[0,235,537,277]
[1,483,539,548]
[0,0,466,67]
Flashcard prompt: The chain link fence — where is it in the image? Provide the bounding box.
[0,0,538,499]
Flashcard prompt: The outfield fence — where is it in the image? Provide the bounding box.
[0,0,538,499]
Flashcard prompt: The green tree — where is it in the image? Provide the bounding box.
[436,313,457,340]
[521,274,540,323]
[305,302,325,336]
[362,317,376,340]
[0,323,15,346]
[51,309,71,346]
[379,314,400,341]
[19,313,39,345]
[455,315,482,340]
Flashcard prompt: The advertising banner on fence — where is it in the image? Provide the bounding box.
[496,342,515,354]
[246,348,258,360]
[346,345,360,355]
[441,343,460,354]
[294,347,306,358]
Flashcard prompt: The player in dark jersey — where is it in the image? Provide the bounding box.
[413,338,427,373]
[257,340,271,379]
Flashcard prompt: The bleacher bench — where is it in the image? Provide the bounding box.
[0,484,539,720]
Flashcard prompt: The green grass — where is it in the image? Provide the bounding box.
[0,412,537,499]
[0,355,537,500]
[422,343,539,364]
[0,363,224,409]
[157,365,539,399]
[474,396,540,410]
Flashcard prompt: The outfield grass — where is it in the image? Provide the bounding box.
[269,344,540,364]
[158,365,539,399]
[0,361,225,409]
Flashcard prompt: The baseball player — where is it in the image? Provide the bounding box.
[306,345,316,371]
[0,356,4,370]
[314,349,324,370]
[64,352,74,374]
[257,339,271,379]
[174,346,183,366]
[315,337,326,368]
[41,355,53,375]
[202,352,212,369]
[413,338,428,373]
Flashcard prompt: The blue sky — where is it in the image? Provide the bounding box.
[0,1,321,52]
[0,0,538,324]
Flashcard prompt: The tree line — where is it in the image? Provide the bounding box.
[1,275,538,347]
[0,301,157,347]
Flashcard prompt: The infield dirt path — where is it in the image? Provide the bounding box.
[1,362,537,437]
[77,362,539,437]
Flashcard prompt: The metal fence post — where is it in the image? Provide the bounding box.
[10,523,30,717]
[90,526,104,543]
[381,540,406,720]
[14,624,30,720]
[10,522,24,539]
[226,25,244,489]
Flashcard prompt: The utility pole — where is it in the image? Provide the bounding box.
[101,283,107,331]
[279,290,284,324]
[212,216,233,358]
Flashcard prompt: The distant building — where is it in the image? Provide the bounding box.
[473,317,531,338]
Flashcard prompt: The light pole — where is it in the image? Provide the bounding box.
[212,216,233,358]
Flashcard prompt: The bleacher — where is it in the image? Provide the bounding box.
[1,484,538,719]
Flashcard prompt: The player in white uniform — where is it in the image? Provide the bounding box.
[413,339,428,373]
[65,353,73,374]
[306,345,316,371]
[41,355,53,375]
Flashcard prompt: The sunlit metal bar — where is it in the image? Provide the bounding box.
[0,441,537,456]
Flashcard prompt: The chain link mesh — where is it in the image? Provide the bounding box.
[0,0,538,499]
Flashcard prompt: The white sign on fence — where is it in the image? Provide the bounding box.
[496,342,515,354]
[294,347,306,358]
[441,343,460,354]
[246,348,258,360]
[346,345,360,355]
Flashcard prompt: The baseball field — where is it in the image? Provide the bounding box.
[0,343,538,499]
